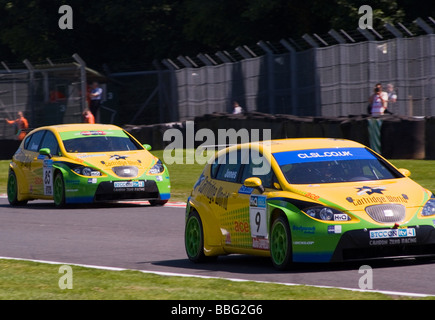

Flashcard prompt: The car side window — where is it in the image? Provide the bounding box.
[214,150,242,183]
[241,153,274,188]
[25,130,46,152]
[40,131,60,156]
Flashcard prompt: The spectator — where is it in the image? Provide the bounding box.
[89,81,103,119]
[375,83,389,113]
[369,87,386,115]
[386,83,397,113]
[5,111,29,140]
[82,109,95,124]
[232,101,243,114]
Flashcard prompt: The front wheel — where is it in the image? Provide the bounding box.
[53,172,66,208]
[270,215,293,270]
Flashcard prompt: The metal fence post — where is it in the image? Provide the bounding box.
[72,53,87,114]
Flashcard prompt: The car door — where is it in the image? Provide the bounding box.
[33,130,61,196]
[215,148,274,250]
[21,130,46,196]
[238,151,275,251]
[211,149,249,248]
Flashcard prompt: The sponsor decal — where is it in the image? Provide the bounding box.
[273,147,376,165]
[333,214,348,221]
[238,185,254,195]
[114,181,144,188]
[80,130,106,136]
[292,225,315,234]
[369,228,416,239]
[347,194,409,206]
[252,237,269,250]
[356,186,385,195]
[297,151,353,159]
[197,177,229,210]
[328,225,342,234]
[293,241,315,245]
[109,154,128,160]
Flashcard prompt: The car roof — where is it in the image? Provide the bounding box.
[225,138,366,155]
[37,123,122,133]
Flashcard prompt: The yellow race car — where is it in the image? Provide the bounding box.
[7,124,170,207]
[185,138,435,269]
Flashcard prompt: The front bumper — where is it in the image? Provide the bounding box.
[64,174,170,204]
[330,225,435,262]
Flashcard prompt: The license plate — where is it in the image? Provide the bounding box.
[114,181,144,188]
[369,228,416,240]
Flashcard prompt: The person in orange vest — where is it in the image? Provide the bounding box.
[82,109,95,124]
[5,111,29,140]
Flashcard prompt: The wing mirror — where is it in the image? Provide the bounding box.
[143,144,152,151]
[39,148,52,159]
[244,177,265,193]
[398,168,411,177]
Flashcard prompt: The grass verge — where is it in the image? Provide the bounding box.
[0,258,427,300]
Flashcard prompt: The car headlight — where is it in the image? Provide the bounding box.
[148,160,164,174]
[422,198,435,216]
[73,166,101,176]
[305,206,350,221]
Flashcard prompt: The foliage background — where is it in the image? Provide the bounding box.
[0,0,434,72]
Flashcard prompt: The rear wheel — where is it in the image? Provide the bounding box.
[7,170,27,206]
[53,172,66,208]
[185,211,208,263]
[270,215,292,270]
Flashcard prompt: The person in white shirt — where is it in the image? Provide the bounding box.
[232,101,243,114]
[386,83,397,113]
[89,82,103,119]
[369,87,386,115]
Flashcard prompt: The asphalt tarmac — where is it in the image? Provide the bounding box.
[0,198,434,297]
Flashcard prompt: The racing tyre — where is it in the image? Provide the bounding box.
[185,211,208,263]
[270,215,293,270]
[149,200,168,206]
[7,170,27,206]
[53,172,66,208]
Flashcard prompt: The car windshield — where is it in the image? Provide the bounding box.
[273,147,403,184]
[61,130,143,153]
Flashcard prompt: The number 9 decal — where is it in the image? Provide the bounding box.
[249,195,267,238]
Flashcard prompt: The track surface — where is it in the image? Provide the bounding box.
[1,198,435,296]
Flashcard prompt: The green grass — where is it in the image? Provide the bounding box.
[1,155,435,300]
[0,259,426,300]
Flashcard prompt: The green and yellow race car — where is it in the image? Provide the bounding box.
[185,138,435,269]
[7,123,170,207]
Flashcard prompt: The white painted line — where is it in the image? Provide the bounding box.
[0,256,433,298]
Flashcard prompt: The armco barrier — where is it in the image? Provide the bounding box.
[120,112,433,160]
[380,116,425,160]
[1,114,430,161]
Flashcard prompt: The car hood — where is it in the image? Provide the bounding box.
[68,150,156,177]
[286,178,429,211]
